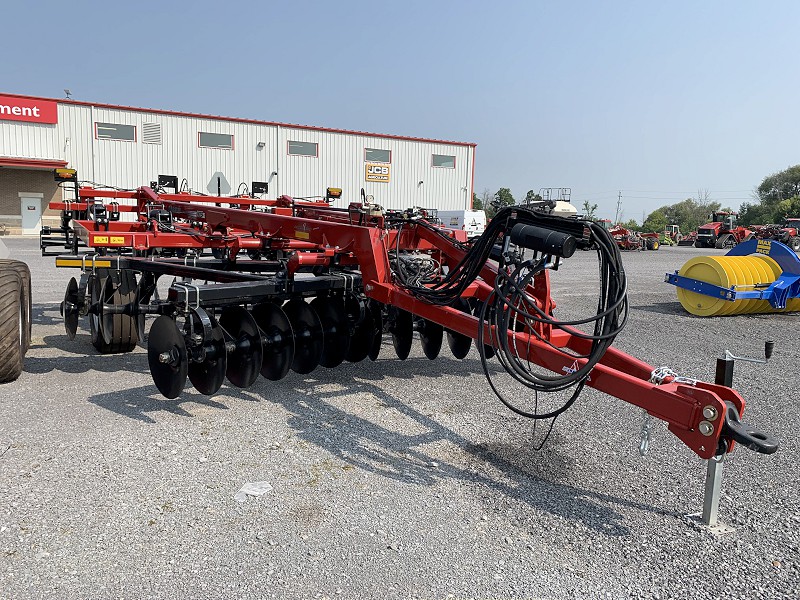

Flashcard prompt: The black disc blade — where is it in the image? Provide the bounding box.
[220,306,264,388]
[147,315,188,399]
[188,312,227,395]
[390,308,413,360]
[468,298,496,359]
[367,300,383,361]
[310,296,349,368]
[252,302,294,381]
[100,276,116,344]
[419,319,444,360]
[446,298,472,359]
[63,277,80,340]
[283,298,323,374]
[344,294,372,363]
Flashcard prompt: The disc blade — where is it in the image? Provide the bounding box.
[310,296,349,368]
[63,277,80,340]
[100,276,116,345]
[283,298,323,374]
[187,311,227,395]
[390,307,413,360]
[367,300,383,361]
[220,306,263,388]
[446,298,472,359]
[147,315,188,399]
[419,319,444,360]
[344,294,372,363]
[252,302,294,381]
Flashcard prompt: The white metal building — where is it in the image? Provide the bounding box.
[0,92,476,234]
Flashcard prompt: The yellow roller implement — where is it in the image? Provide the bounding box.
[670,239,800,316]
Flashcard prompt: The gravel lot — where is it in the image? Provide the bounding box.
[1,236,798,600]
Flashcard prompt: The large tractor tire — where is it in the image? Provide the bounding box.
[791,236,800,252]
[0,259,32,352]
[0,267,25,383]
[694,240,704,248]
[89,269,139,354]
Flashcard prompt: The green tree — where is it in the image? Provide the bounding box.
[487,187,515,218]
[524,189,543,204]
[642,209,668,233]
[620,218,639,230]
[472,192,482,211]
[739,165,800,225]
[581,200,598,219]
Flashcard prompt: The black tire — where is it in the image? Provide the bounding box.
[0,259,31,352]
[0,268,24,383]
[791,237,800,252]
[694,240,704,248]
[90,269,139,354]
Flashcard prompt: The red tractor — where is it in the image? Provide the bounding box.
[694,211,753,249]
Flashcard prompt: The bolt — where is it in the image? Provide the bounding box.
[698,421,714,436]
[365,284,373,292]
[702,405,718,420]
[158,351,172,364]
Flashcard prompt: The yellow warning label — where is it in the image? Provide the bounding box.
[110,236,125,245]
[756,240,771,255]
[95,236,109,244]
[295,230,310,240]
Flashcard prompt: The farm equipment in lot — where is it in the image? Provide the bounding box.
[606,224,644,251]
[51,174,779,467]
[666,238,800,316]
[694,211,753,249]
[638,232,661,250]
[750,218,800,251]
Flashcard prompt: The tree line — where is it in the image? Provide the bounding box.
[473,164,800,234]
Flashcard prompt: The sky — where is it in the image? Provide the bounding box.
[1,0,798,222]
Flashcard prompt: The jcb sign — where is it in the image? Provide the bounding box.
[365,163,390,183]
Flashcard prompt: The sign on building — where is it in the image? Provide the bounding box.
[365,163,390,183]
[0,95,57,124]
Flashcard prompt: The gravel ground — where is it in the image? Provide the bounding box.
[0,237,798,600]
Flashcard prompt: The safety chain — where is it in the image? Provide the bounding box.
[640,367,698,456]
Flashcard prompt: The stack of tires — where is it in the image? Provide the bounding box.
[0,260,31,383]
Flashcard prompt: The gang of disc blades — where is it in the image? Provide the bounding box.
[310,296,349,368]
[283,298,323,374]
[344,293,372,363]
[63,277,80,339]
[419,318,444,360]
[367,299,383,361]
[468,297,496,359]
[252,302,294,381]
[446,298,472,359]
[389,307,413,360]
[220,306,264,388]
[187,311,227,395]
[147,315,188,399]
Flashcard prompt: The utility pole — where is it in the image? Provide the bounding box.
[614,191,622,224]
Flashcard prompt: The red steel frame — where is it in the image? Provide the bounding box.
[58,186,746,459]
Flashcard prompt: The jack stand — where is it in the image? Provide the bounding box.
[693,341,774,533]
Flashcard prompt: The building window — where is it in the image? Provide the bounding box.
[288,140,318,157]
[432,154,456,168]
[95,122,136,141]
[365,148,391,163]
[199,132,234,149]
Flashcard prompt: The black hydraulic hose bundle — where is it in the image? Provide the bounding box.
[394,206,628,422]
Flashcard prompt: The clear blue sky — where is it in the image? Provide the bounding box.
[1,0,797,221]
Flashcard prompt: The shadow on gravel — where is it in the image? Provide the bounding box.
[73,340,673,533]
[87,388,230,424]
[31,305,65,327]
[629,302,684,315]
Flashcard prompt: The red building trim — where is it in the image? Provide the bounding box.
[0,157,68,169]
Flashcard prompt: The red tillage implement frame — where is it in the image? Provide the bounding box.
[55,180,776,467]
